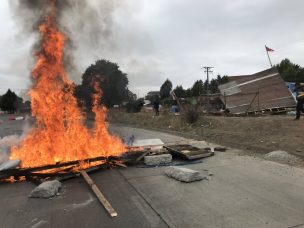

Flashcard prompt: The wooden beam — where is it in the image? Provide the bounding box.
[245,92,259,113]
[80,170,118,217]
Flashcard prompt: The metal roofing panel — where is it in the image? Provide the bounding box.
[219,68,296,114]
[218,81,241,95]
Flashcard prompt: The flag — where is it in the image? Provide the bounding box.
[265,46,274,52]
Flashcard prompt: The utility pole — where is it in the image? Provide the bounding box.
[202,66,213,113]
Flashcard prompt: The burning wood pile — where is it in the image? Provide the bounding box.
[0,155,124,184]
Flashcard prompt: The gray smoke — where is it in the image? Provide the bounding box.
[0,116,33,164]
[9,0,131,82]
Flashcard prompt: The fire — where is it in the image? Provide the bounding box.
[10,0,126,168]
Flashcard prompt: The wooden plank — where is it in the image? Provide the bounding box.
[111,160,127,168]
[164,144,214,160]
[80,170,118,218]
[134,149,151,163]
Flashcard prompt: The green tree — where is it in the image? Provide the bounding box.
[0,89,22,113]
[191,80,205,97]
[160,79,172,99]
[209,79,218,93]
[276,59,304,83]
[217,74,229,84]
[173,85,186,98]
[209,75,229,93]
[77,59,129,110]
[185,88,192,97]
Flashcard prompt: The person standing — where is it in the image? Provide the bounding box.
[153,99,160,116]
[294,82,304,120]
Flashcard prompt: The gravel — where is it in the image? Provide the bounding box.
[264,151,301,163]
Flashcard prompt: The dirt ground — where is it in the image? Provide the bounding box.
[109,109,304,159]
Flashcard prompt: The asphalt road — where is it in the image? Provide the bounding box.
[1,119,304,228]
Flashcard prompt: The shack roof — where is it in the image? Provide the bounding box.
[219,68,296,114]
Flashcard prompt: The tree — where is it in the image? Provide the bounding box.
[185,88,192,97]
[0,89,22,113]
[173,85,186,98]
[191,80,205,97]
[76,59,129,110]
[209,74,229,93]
[209,79,218,93]
[160,79,172,99]
[145,91,160,103]
[276,58,304,83]
[217,74,229,85]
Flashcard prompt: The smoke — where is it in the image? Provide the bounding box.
[9,0,135,83]
[0,116,33,164]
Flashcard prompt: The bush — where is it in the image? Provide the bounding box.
[126,99,144,113]
[162,97,177,107]
[183,106,200,124]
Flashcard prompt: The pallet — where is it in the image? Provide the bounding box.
[164,144,214,160]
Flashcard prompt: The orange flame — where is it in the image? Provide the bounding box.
[10,1,125,168]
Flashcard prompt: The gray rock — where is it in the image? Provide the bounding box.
[30,180,62,199]
[165,166,206,182]
[144,154,172,166]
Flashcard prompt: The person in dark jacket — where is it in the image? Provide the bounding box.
[294,82,304,120]
[153,99,160,116]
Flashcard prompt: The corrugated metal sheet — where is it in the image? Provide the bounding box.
[219,68,296,114]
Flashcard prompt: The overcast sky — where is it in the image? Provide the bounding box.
[1,0,304,98]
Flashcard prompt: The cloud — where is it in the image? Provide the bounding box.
[0,0,304,97]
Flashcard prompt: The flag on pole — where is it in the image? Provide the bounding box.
[265,45,274,67]
[265,46,274,52]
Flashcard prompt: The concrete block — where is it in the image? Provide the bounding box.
[165,166,206,182]
[30,180,62,198]
[144,154,172,166]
